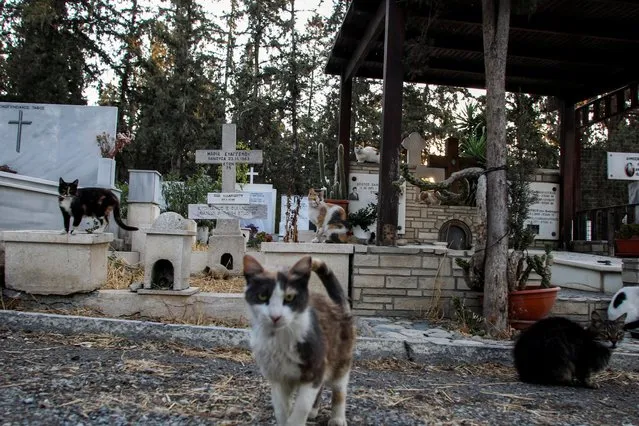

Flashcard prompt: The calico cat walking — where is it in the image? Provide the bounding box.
[307,188,349,243]
[513,311,626,388]
[58,178,138,234]
[243,254,354,426]
[608,286,639,330]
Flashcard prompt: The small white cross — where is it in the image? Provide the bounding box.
[247,167,259,184]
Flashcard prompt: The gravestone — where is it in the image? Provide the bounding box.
[348,173,406,235]
[192,124,263,274]
[0,102,118,232]
[237,183,278,235]
[1,102,117,185]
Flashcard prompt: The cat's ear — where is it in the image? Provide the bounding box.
[72,179,79,186]
[590,310,604,326]
[59,177,65,185]
[243,255,263,278]
[290,256,312,279]
[614,313,628,325]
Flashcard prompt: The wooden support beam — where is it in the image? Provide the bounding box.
[575,82,639,128]
[377,0,404,246]
[338,75,353,186]
[342,1,385,81]
[559,99,578,248]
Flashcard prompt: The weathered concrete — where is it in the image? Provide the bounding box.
[6,289,247,322]
[3,231,112,295]
[1,310,638,369]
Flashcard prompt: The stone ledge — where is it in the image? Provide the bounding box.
[260,242,355,254]
[2,310,637,369]
[2,230,114,244]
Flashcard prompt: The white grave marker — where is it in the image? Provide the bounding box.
[524,182,560,240]
[191,124,263,235]
[348,172,406,234]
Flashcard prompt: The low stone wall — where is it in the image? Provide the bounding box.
[351,245,480,317]
[571,240,612,256]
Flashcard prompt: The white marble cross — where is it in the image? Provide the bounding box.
[247,167,259,184]
[401,132,427,166]
[194,124,263,235]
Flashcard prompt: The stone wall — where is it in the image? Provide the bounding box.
[570,240,611,256]
[351,245,481,317]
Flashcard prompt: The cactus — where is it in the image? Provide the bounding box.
[317,142,346,199]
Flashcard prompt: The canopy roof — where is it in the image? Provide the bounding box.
[325,0,639,100]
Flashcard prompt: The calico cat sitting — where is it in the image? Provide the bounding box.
[243,254,354,426]
[354,145,380,164]
[307,188,349,243]
[58,177,138,234]
[513,311,626,388]
[608,286,639,330]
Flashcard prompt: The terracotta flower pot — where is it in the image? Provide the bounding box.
[615,238,639,258]
[508,286,560,329]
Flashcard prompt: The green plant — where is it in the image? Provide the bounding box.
[115,181,129,219]
[451,296,485,336]
[162,167,220,228]
[616,223,639,239]
[460,124,487,166]
[348,202,377,232]
[318,142,347,199]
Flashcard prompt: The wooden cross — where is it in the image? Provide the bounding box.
[8,110,32,153]
[427,137,478,178]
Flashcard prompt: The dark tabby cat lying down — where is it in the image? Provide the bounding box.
[58,178,138,234]
[243,254,354,426]
[514,311,626,388]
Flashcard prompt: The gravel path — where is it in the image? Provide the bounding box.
[1,328,638,426]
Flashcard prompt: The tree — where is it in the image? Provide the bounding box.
[481,0,511,336]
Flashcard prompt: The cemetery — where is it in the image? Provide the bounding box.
[2,0,639,424]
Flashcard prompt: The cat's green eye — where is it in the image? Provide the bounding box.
[258,293,269,302]
[284,293,296,303]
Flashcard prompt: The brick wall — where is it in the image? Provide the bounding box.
[351,246,479,317]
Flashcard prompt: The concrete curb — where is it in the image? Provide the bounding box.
[2,310,638,369]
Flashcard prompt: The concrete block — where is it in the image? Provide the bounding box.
[385,276,418,289]
[3,231,113,295]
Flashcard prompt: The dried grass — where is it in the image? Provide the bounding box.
[103,253,246,293]
[192,242,208,252]
[103,255,144,290]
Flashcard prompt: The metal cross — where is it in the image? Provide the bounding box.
[246,166,259,184]
[8,110,33,153]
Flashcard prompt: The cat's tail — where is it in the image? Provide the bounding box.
[113,204,139,231]
[311,258,351,314]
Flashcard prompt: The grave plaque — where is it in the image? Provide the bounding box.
[524,182,560,240]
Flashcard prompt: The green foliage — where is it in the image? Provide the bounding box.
[162,167,220,228]
[616,224,639,239]
[115,181,129,219]
[317,142,346,199]
[451,296,485,336]
[348,203,377,232]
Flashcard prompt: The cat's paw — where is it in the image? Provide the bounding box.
[311,237,319,243]
[328,417,347,426]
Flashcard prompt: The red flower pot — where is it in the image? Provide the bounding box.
[508,286,560,329]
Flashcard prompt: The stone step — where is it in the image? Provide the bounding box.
[551,288,611,326]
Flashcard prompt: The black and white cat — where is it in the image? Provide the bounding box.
[608,286,639,330]
[513,311,626,388]
[243,254,354,426]
[58,177,138,234]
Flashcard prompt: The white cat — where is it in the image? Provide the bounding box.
[607,286,639,330]
[354,145,380,164]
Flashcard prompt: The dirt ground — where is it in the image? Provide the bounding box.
[1,328,638,426]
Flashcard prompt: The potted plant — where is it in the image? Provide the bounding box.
[348,202,377,240]
[317,142,349,212]
[614,223,639,257]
